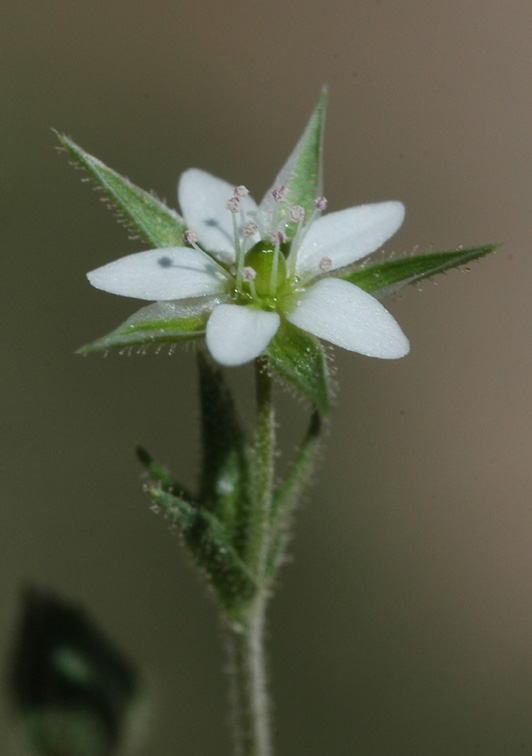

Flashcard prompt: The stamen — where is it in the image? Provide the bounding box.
[319,257,332,272]
[286,206,306,275]
[270,230,286,245]
[183,229,232,280]
[183,229,197,245]
[242,266,256,281]
[270,236,281,297]
[239,205,248,249]
[224,193,245,286]
[288,196,328,277]
[233,212,244,288]
[272,185,287,202]
[242,266,258,300]
[305,196,328,231]
[226,196,241,213]
[287,204,305,223]
[234,185,249,198]
[243,221,259,237]
[247,209,267,239]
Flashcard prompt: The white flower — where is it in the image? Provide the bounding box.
[87,169,409,366]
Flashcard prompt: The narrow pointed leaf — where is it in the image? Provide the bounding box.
[150,489,257,610]
[267,411,323,577]
[136,445,194,502]
[270,411,322,526]
[151,488,196,529]
[57,133,186,248]
[77,298,222,353]
[197,354,252,551]
[342,245,498,297]
[260,90,327,238]
[267,319,332,414]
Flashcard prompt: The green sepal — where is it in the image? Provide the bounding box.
[267,411,323,578]
[197,355,253,551]
[267,319,332,414]
[77,298,219,354]
[260,89,327,239]
[136,445,194,502]
[57,133,186,248]
[342,245,498,297]
[150,489,257,613]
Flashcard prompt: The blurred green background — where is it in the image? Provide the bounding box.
[2,1,531,753]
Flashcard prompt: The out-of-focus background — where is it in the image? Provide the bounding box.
[2,1,531,753]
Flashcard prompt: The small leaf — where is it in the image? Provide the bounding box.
[136,445,194,502]
[260,89,327,238]
[267,411,323,578]
[77,298,221,353]
[151,489,257,612]
[267,319,332,414]
[270,411,322,526]
[342,245,498,297]
[57,133,186,248]
[197,355,253,548]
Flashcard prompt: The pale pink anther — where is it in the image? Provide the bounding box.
[242,266,257,281]
[183,229,197,244]
[226,196,241,213]
[315,196,328,212]
[243,221,259,237]
[234,185,249,198]
[270,230,286,245]
[319,256,333,272]
[288,204,305,223]
[272,186,287,202]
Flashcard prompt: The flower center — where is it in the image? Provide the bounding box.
[242,241,288,299]
[219,184,329,308]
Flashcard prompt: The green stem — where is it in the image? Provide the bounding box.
[225,594,271,756]
[226,360,275,756]
[246,360,276,575]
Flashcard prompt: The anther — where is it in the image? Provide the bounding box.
[234,185,249,198]
[270,230,286,245]
[319,257,333,272]
[242,266,258,300]
[183,229,197,245]
[288,205,305,223]
[226,196,241,213]
[243,221,259,237]
[315,196,328,212]
[272,186,287,202]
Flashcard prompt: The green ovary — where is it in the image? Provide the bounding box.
[244,242,288,298]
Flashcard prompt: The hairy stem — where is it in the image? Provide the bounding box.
[252,360,275,577]
[240,361,276,572]
[226,361,275,756]
[225,594,271,756]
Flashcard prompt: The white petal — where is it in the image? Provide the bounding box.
[178,169,258,262]
[206,305,280,366]
[295,202,405,279]
[287,278,409,359]
[87,247,227,301]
